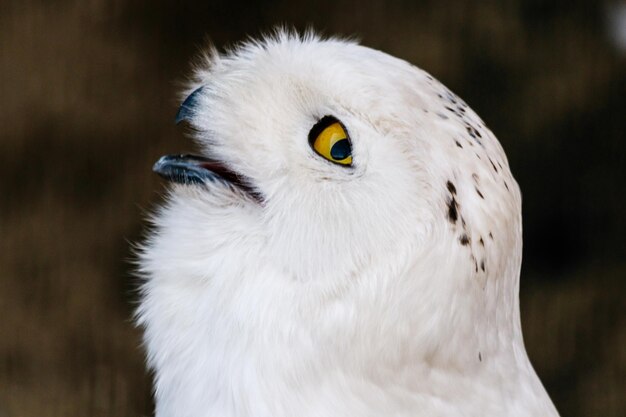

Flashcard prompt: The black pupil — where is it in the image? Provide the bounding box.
[330,139,351,160]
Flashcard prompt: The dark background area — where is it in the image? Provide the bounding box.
[1,0,624,416]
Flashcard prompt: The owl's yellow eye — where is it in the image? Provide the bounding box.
[308,116,353,166]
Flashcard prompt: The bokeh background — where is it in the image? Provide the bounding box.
[1,0,625,416]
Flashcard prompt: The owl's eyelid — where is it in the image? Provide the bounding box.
[308,115,341,145]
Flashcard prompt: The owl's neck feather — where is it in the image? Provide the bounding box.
[141,234,557,417]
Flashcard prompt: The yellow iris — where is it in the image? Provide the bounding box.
[311,122,352,165]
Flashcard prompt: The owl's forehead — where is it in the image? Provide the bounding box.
[215,39,386,84]
[196,38,428,136]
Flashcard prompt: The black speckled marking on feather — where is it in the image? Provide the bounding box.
[466,124,483,146]
[445,180,460,224]
[446,181,457,195]
[488,157,498,173]
[447,197,459,224]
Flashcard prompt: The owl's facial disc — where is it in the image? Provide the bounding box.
[153,154,262,203]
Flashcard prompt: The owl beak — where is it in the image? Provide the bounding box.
[175,87,204,124]
[153,154,218,185]
[165,88,262,202]
[153,154,262,202]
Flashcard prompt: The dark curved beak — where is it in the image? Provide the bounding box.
[175,87,204,124]
[153,154,263,203]
[153,154,217,185]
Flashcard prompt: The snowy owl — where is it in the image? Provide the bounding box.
[137,31,559,417]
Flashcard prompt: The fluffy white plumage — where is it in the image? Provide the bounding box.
[137,31,559,417]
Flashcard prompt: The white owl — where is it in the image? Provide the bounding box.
[137,31,559,417]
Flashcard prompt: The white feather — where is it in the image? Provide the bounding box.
[137,30,559,417]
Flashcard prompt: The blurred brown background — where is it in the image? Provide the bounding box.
[1,0,624,416]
